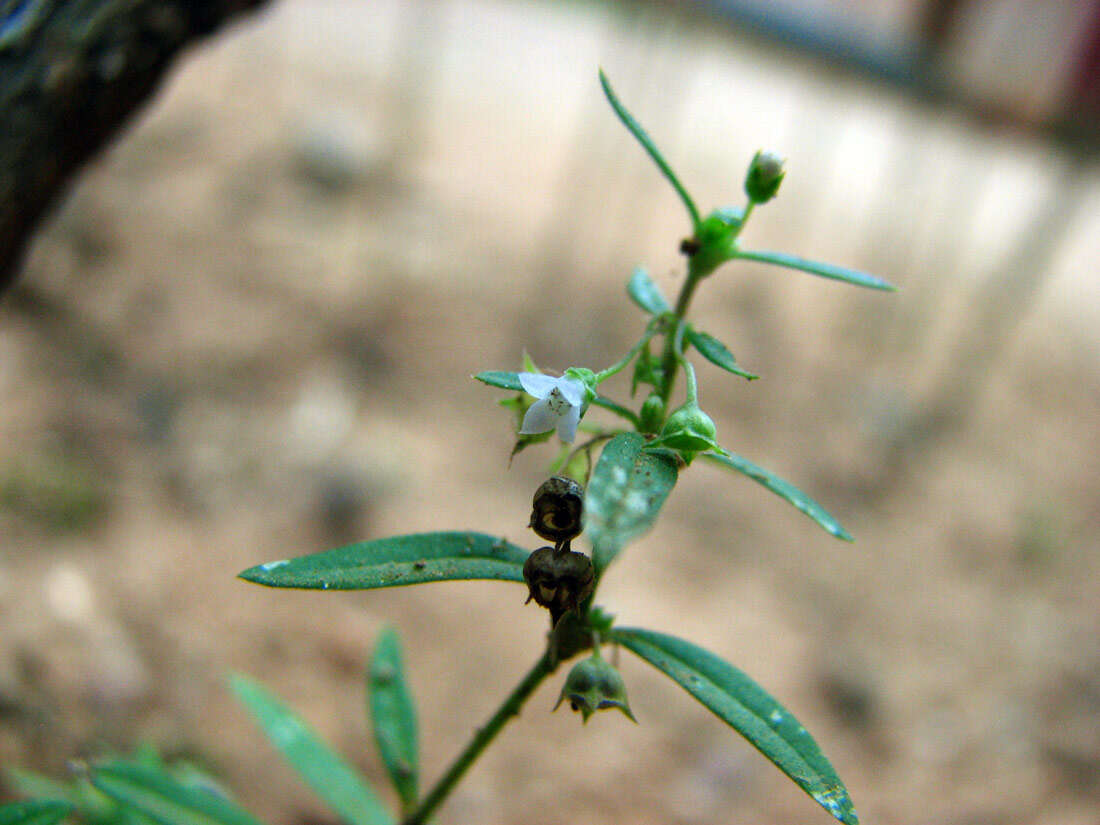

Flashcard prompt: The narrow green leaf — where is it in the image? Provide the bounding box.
[735,249,896,291]
[591,396,640,427]
[3,770,75,807]
[231,676,392,825]
[90,762,264,825]
[599,70,700,229]
[0,800,72,825]
[686,327,758,380]
[585,433,677,573]
[368,629,419,814]
[5,769,129,825]
[626,267,671,315]
[612,628,858,825]
[239,532,529,590]
[474,371,523,391]
[703,452,852,541]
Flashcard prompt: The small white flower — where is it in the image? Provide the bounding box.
[518,373,585,443]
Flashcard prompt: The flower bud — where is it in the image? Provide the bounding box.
[744,150,786,204]
[562,367,598,406]
[523,546,594,625]
[684,208,743,277]
[638,393,665,434]
[658,401,719,453]
[529,476,584,546]
[554,654,635,723]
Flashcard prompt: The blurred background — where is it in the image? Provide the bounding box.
[2,1,1099,823]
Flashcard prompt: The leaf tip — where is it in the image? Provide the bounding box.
[865,275,898,292]
[812,786,859,825]
[237,568,268,586]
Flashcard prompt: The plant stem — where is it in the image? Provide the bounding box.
[658,201,753,405]
[658,258,706,405]
[595,319,659,384]
[740,201,755,226]
[401,652,556,825]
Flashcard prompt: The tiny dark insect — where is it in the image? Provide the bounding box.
[680,238,700,256]
[413,561,426,570]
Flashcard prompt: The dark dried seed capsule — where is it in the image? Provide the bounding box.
[522,545,595,625]
[529,476,584,546]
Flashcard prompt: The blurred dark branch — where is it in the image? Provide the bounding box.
[0,0,270,293]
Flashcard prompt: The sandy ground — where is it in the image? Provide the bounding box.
[2,2,1099,824]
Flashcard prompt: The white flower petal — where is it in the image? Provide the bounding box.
[556,377,585,407]
[518,373,558,399]
[556,403,582,443]
[520,398,557,434]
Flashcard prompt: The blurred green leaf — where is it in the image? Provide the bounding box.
[626,268,671,315]
[0,800,73,825]
[3,771,75,807]
[239,532,529,590]
[586,433,678,573]
[90,762,263,825]
[0,452,107,532]
[612,628,859,825]
[703,452,852,541]
[735,249,895,291]
[474,371,523,391]
[631,345,663,397]
[368,629,419,814]
[599,70,700,229]
[509,428,554,462]
[686,327,758,380]
[7,758,195,825]
[231,676,392,825]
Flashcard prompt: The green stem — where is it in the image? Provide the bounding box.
[658,259,705,405]
[658,199,754,405]
[401,653,556,825]
[553,431,616,479]
[594,320,659,384]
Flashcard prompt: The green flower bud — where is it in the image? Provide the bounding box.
[554,654,635,723]
[744,150,786,204]
[638,393,665,434]
[687,210,739,276]
[657,401,719,453]
[563,367,598,405]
